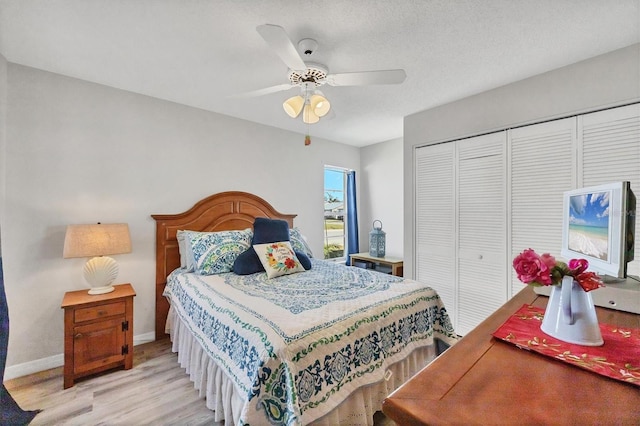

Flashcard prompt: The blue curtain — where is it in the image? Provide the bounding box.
[346,171,359,264]
[1,257,40,424]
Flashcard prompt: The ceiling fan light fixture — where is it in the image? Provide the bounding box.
[310,93,330,117]
[302,104,320,124]
[247,24,407,128]
[283,95,304,118]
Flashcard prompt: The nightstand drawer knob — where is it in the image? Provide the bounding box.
[74,333,83,339]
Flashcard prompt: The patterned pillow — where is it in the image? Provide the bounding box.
[289,227,314,258]
[189,229,253,275]
[253,241,305,278]
[179,230,229,272]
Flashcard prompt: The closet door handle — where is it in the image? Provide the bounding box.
[74,333,83,339]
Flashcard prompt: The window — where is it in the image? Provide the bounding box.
[324,167,346,259]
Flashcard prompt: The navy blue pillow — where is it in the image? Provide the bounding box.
[233,218,312,275]
[253,217,289,243]
[232,248,263,275]
[294,250,312,270]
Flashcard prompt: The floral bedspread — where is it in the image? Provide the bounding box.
[164,259,457,425]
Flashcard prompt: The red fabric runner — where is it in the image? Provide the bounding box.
[492,304,640,387]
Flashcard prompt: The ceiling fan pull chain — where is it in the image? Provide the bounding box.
[304,85,311,146]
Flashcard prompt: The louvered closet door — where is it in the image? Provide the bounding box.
[509,118,576,297]
[581,103,640,277]
[415,143,456,326]
[456,133,507,335]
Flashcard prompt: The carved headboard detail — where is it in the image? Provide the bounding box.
[151,191,296,339]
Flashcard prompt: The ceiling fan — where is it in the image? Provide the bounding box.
[238,24,407,124]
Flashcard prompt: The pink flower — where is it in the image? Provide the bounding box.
[513,249,555,286]
[539,253,557,270]
[513,249,604,292]
[568,258,589,275]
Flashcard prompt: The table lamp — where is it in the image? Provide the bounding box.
[63,223,131,295]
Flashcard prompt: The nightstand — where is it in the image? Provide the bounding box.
[350,252,403,277]
[61,283,135,389]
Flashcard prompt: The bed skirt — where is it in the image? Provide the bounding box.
[167,306,438,425]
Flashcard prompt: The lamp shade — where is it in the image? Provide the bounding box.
[302,104,320,124]
[63,223,131,258]
[63,223,131,295]
[283,95,304,118]
[310,93,331,117]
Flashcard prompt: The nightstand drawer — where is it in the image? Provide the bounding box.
[74,301,125,323]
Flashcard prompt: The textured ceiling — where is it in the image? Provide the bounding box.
[0,0,638,147]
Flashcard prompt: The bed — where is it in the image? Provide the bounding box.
[152,191,457,425]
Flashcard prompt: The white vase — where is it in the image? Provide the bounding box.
[540,275,603,346]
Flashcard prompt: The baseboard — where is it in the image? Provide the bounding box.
[134,331,156,346]
[4,331,157,381]
[4,353,64,381]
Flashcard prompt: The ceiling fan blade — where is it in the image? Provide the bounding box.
[256,24,307,72]
[229,83,294,99]
[326,69,407,86]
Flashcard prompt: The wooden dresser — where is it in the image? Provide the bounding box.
[61,283,135,389]
[383,286,640,425]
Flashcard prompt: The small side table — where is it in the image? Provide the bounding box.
[350,252,403,277]
[61,283,135,389]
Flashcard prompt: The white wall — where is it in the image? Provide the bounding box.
[359,138,403,257]
[2,64,360,376]
[403,43,640,279]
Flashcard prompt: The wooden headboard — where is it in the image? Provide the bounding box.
[151,191,296,340]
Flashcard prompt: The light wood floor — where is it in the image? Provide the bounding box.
[5,339,394,425]
[6,339,222,425]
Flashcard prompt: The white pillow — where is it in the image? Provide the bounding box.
[177,230,203,271]
[253,241,305,279]
[176,230,189,269]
